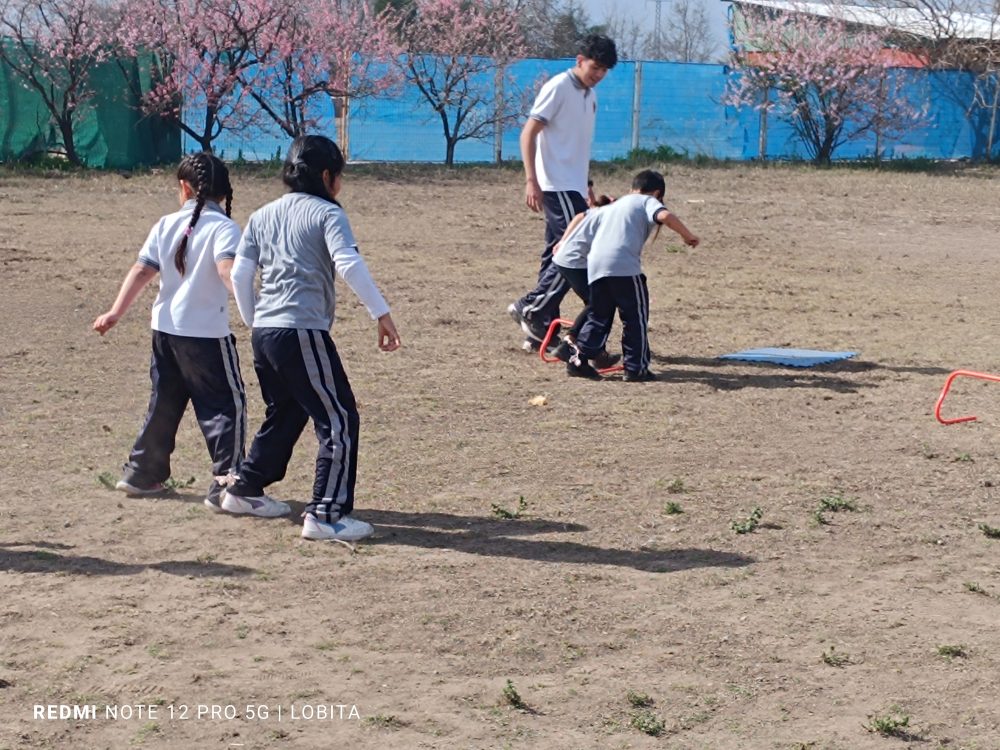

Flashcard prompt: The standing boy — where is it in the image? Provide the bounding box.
[508,33,618,351]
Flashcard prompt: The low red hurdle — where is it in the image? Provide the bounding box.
[538,319,624,375]
[935,369,1000,425]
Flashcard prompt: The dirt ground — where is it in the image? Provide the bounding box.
[3,161,1000,750]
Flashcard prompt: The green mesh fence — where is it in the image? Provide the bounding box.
[0,43,180,168]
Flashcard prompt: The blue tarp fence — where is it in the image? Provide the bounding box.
[2,47,993,166]
[201,59,1000,164]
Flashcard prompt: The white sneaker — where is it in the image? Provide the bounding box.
[301,513,374,541]
[115,479,165,497]
[221,491,291,518]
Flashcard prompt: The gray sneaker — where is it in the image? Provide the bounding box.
[204,495,224,513]
[508,302,554,343]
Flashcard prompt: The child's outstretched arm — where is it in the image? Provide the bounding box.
[331,245,401,352]
[656,209,700,248]
[92,263,158,335]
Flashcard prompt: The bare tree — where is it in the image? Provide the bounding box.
[648,0,718,62]
[866,0,1000,158]
[513,0,602,58]
[601,5,645,60]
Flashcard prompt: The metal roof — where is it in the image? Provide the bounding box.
[728,0,1000,40]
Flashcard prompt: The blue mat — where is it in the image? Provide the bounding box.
[718,347,858,368]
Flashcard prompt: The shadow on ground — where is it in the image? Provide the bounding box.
[640,355,952,392]
[0,542,255,577]
[360,509,755,573]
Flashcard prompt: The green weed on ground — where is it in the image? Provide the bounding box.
[731,507,763,534]
[492,496,528,520]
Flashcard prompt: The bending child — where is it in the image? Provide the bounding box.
[226,135,401,542]
[569,169,699,381]
[550,205,620,369]
[93,153,247,509]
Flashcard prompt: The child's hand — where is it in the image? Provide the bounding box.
[684,234,700,248]
[93,312,120,336]
[377,313,401,352]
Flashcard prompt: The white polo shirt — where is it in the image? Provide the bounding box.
[137,199,240,338]
[529,69,596,196]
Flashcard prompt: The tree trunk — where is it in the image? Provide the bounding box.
[200,106,218,153]
[445,137,456,166]
[57,118,81,166]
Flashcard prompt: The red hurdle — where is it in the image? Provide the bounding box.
[935,369,1000,424]
[538,319,624,375]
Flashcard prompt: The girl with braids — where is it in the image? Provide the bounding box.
[93,152,247,511]
[225,135,400,540]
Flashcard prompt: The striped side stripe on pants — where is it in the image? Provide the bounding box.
[298,329,355,515]
[575,274,651,374]
[517,190,587,324]
[231,327,360,523]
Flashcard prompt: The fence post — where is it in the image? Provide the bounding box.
[336,95,350,160]
[494,65,504,163]
[758,87,768,161]
[631,61,642,153]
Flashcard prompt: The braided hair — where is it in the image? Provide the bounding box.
[282,135,345,205]
[174,152,233,275]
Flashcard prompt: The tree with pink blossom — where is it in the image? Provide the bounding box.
[0,0,114,165]
[726,5,925,164]
[382,0,530,165]
[115,0,290,152]
[246,0,400,139]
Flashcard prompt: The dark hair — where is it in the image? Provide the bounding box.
[594,194,614,206]
[632,169,665,196]
[579,34,618,69]
[282,135,345,204]
[174,152,233,275]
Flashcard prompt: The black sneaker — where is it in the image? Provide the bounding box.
[567,359,602,380]
[552,339,573,362]
[521,337,560,354]
[592,350,622,369]
[623,369,657,382]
